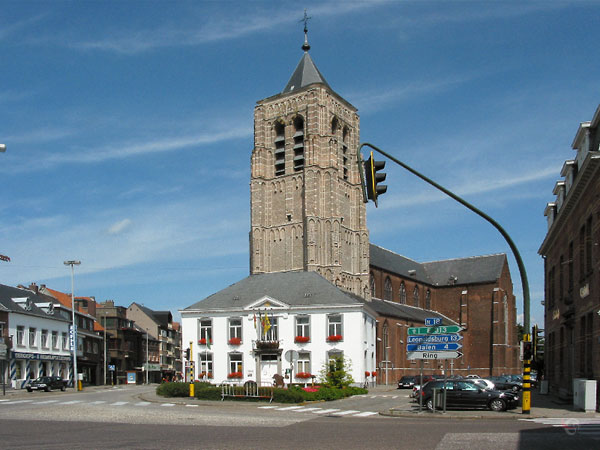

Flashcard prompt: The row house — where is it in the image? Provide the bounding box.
[181,271,377,386]
[539,103,600,402]
[127,303,182,382]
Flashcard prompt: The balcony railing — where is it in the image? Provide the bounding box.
[253,340,280,350]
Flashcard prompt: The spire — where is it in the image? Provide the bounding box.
[282,10,330,94]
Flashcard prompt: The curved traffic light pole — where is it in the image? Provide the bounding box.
[357,142,532,413]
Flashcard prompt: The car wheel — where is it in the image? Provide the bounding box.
[46,386,51,392]
[512,385,519,392]
[61,385,66,391]
[489,398,506,412]
[426,398,434,411]
[26,388,32,392]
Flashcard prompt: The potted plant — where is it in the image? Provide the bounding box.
[326,334,342,342]
[365,371,371,377]
[294,336,310,343]
[296,372,312,379]
[371,371,377,377]
[228,337,242,345]
[227,371,243,379]
[198,338,211,345]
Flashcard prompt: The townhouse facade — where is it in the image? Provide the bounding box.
[539,103,600,401]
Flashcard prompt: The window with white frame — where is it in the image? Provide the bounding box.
[327,314,342,338]
[327,350,344,370]
[17,326,24,346]
[263,316,278,341]
[199,319,212,343]
[295,316,310,339]
[200,353,213,377]
[51,331,58,349]
[61,332,68,350]
[229,318,242,341]
[29,327,37,347]
[297,351,311,374]
[229,353,243,374]
[41,329,49,348]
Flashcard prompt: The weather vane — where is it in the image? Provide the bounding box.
[301,9,311,52]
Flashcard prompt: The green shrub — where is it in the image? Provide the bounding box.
[195,386,222,400]
[156,381,216,398]
[272,387,305,403]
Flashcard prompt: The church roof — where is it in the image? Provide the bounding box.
[183,271,367,312]
[366,298,458,325]
[369,244,507,287]
[282,51,331,94]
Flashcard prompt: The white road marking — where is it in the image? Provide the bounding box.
[90,401,106,405]
[161,403,175,407]
[313,408,340,414]
[353,411,379,417]
[293,407,322,413]
[34,400,59,404]
[135,402,151,406]
[258,406,277,409]
[59,400,83,405]
[185,404,198,408]
[276,406,305,411]
[111,401,128,406]
[330,410,360,416]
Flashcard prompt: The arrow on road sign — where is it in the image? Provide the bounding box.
[406,342,462,352]
[407,334,463,344]
[407,351,463,360]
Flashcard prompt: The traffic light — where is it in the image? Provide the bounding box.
[364,151,387,207]
[522,340,533,361]
[185,348,190,360]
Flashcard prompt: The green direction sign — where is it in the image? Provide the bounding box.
[407,325,462,336]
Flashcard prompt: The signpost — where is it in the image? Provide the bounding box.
[407,334,462,344]
[0,341,7,396]
[408,325,462,336]
[406,343,462,352]
[407,351,463,360]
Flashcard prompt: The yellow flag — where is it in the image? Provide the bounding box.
[263,313,271,337]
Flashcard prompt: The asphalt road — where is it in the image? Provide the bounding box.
[0,385,597,449]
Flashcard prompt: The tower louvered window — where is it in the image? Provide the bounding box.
[293,117,305,171]
[274,121,285,176]
[342,126,349,180]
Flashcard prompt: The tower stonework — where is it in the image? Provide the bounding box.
[250,47,370,299]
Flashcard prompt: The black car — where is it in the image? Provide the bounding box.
[419,379,519,411]
[398,376,416,389]
[26,376,67,392]
[488,376,521,392]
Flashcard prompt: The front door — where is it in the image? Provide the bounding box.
[260,354,278,382]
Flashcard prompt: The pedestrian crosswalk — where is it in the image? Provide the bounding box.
[521,418,600,438]
[258,405,379,418]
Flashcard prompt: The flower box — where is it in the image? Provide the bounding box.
[365,371,371,377]
[198,338,212,345]
[227,372,243,379]
[256,340,279,350]
[198,372,213,379]
[294,336,310,343]
[326,334,343,342]
[228,337,242,345]
[371,371,377,377]
[295,372,312,379]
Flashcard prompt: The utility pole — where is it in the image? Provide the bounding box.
[64,260,81,391]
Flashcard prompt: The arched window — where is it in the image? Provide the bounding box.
[369,273,376,297]
[384,277,392,300]
[293,116,305,171]
[382,322,389,350]
[342,126,349,180]
[331,117,339,134]
[399,282,406,304]
[425,289,431,309]
[274,121,285,176]
[413,287,420,307]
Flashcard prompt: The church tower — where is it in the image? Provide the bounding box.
[250,26,370,299]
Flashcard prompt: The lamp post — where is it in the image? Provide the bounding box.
[103,314,107,386]
[0,144,5,152]
[64,260,81,390]
[146,329,149,385]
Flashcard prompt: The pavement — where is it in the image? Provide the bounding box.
[2,382,598,420]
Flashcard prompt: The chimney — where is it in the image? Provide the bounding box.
[29,282,38,294]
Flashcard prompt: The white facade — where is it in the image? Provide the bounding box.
[181,297,377,386]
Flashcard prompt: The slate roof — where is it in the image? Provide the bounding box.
[184,271,367,312]
[0,284,69,322]
[365,298,457,325]
[282,51,330,94]
[369,244,507,287]
[131,302,172,327]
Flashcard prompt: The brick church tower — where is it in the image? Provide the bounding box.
[249,29,370,299]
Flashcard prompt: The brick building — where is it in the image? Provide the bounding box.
[539,103,600,401]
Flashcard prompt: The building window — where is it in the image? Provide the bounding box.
[274,121,285,176]
[413,287,420,307]
[586,215,593,274]
[383,277,392,301]
[579,225,585,281]
[399,282,406,304]
[228,318,242,342]
[93,342,98,354]
[559,255,564,301]
[425,290,431,309]
[228,353,243,375]
[200,353,213,378]
[382,323,389,350]
[327,314,343,340]
[29,327,37,347]
[568,242,574,292]
[369,273,375,297]
[61,332,68,350]
[297,351,311,374]
[17,326,24,346]
[295,316,310,341]
[548,266,555,307]
[264,316,278,341]
[41,329,49,348]
[199,319,212,344]
[327,350,344,369]
[293,116,305,171]
[51,331,58,349]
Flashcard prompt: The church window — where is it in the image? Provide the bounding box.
[413,287,420,307]
[293,116,305,172]
[274,121,285,176]
[399,282,406,304]
[425,289,431,309]
[384,277,392,300]
[342,126,349,180]
[369,273,375,297]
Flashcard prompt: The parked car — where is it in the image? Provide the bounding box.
[471,378,496,391]
[419,379,519,411]
[26,376,67,392]
[488,376,522,392]
[398,376,416,389]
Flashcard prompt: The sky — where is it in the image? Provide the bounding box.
[1,0,599,328]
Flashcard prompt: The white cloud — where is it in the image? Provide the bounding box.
[107,219,132,235]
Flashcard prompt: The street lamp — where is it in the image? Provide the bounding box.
[103,313,107,386]
[146,329,149,385]
[64,260,81,390]
[0,144,5,152]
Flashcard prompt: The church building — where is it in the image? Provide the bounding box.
[181,28,519,386]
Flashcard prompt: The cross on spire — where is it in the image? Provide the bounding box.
[301,9,311,52]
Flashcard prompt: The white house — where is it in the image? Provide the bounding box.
[181,271,377,386]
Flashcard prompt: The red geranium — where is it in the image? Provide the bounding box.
[228,337,242,345]
[227,372,243,379]
[198,338,212,345]
[294,336,310,343]
[365,371,371,377]
[371,371,377,377]
[296,372,312,379]
[326,334,343,342]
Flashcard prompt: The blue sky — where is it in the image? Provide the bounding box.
[1,1,599,328]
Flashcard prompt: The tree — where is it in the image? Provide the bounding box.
[320,355,354,388]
